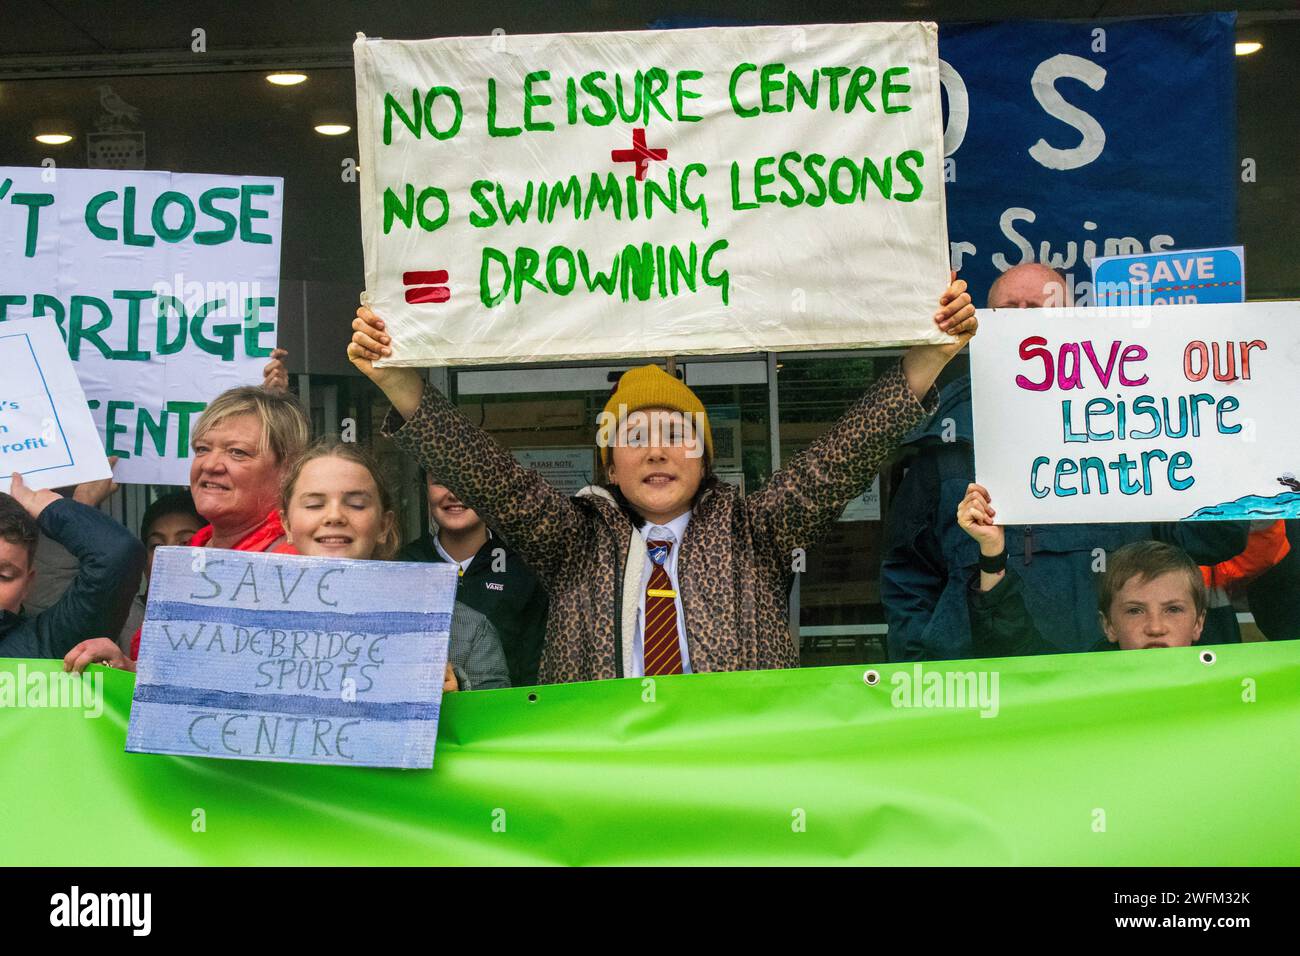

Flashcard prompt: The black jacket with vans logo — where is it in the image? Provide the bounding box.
[398,534,549,687]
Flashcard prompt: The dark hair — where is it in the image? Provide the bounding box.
[140,491,203,540]
[280,438,400,559]
[0,494,39,566]
[1099,541,1207,621]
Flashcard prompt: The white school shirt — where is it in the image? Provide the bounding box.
[433,529,488,576]
[631,510,693,677]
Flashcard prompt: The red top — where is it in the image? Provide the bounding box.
[188,509,288,552]
[130,509,290,659]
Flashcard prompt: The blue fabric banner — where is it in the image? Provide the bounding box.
[939,13,1237,304]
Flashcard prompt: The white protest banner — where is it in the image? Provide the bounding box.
[0,317,112,493]
[971,302,1300,525]
[352,23,951,366]
[127,548,457,769]
[0,167,282,485]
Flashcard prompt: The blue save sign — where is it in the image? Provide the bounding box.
[1091,246,1246,306]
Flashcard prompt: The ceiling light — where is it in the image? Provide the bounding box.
[1235,41,1262,56]
[267,72,308,85]
[313,109,352,136]
[33,119,74,145]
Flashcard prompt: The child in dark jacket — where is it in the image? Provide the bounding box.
[958,482,1208,656]
[0,472,145,660]
[398,471,548,687]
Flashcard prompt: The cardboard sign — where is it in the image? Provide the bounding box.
[126,548,457,769]
[971,302,1300,524]
[1092,246,1245,307]
[0,167,283,485]
[0,318,112,493]
[353,23,952,366]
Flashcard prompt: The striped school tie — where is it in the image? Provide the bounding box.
[643,538,683,675]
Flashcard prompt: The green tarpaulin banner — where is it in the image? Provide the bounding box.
[2,644,1297,865]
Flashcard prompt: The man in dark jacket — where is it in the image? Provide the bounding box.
[0,474,145,660]
[881,264,1248,661]
[399,471,549,687]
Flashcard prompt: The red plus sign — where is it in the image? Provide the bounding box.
[610,127,667,181]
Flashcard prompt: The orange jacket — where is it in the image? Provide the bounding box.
[1202,521,1291,594]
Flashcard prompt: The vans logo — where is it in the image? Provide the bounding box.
[485,582,504,591]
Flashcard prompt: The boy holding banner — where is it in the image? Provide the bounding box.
[881,264,1247,662]
[958,482,1207,655]
[0,473,145,660]
[347,278,975,684]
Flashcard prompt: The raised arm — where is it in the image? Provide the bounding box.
[348,308,593,587]
[957,482,1054,657]
[7,474,146,660]
[745,277,976,561]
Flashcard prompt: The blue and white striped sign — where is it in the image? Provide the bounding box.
[126,547,457,769]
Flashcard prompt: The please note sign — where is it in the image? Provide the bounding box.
[126,548,457,769]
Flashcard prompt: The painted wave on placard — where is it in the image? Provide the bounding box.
[1185,490,1300,520]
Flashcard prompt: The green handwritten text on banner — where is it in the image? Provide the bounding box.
[352,23,952,366]
[0,167,283,485]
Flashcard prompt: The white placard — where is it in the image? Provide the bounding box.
[0,167,283,485]
[353,22,951,366]
[128,548,456,768]
[971,303,1300,524]
[0,317,113,493]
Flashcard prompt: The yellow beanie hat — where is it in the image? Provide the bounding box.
[599,364,713,465]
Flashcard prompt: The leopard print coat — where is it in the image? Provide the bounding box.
[384,361,936,685]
